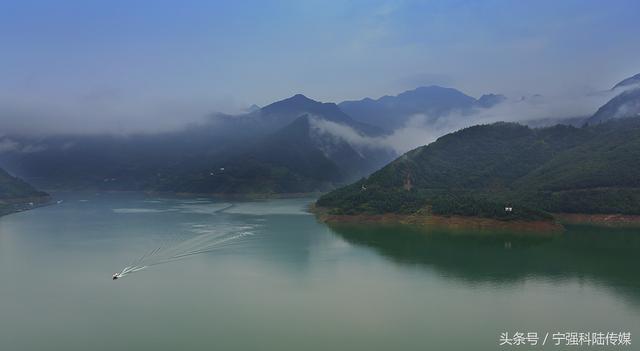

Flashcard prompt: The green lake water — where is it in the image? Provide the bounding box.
[0,192,638,350]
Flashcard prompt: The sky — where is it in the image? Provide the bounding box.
[1,0,639,134]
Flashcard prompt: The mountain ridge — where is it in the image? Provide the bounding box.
[338,85,505,131]
[316,118,640,221]
[0,94,393,194]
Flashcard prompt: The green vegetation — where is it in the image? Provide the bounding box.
[317,118,640,220]
[0,96,392,195]
[0,168,49,216]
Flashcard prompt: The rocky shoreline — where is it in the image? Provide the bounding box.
[312,206,640,232]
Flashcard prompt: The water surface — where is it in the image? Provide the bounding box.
[0,192,638,350]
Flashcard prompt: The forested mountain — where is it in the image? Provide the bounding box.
[0,168,46,199]
[317,118,640,219]
[150,113,394,194]
[0,95,393,194]
[2,75,638,197]
[214,94,385,138]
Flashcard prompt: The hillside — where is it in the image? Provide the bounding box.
[584,73,640,125]
[151,114,394,194]
[0,168,49,216]
[0,95,393,194]
[317,118,640,221]
[586,88,640,124]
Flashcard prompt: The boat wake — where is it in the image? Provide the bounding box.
[114,226,256,279]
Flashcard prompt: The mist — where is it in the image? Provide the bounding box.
[0,95,239,136]
[310,88,620,155]
[2,1,639,137]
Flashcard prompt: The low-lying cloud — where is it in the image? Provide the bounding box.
[0,96,240,136]
[0,137,48,154]
[310,89,619,155]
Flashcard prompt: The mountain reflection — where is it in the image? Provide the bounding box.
[327,223,640,303]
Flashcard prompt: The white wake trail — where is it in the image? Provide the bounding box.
[115,227,256,279]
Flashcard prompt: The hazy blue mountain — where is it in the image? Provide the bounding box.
[477,93,507,108]
[217,94,384,137]
[586,73,640,124]
[152,116,343,194]
[0,95,392,194]
[612,73,640,90]
[245,104,261,112]
[586,88,640,124]
[153,112,395,194]
[250,114,394,181]
[338,86,504,131]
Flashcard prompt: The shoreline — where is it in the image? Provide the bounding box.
[41,189,322,200]
[312,206,640,232]
[554,213,640,227]
[0,195,52,217]
[312,206,564,232]
[152,191,323,200]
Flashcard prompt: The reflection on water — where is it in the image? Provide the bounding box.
[1,192,639,351]
[327,223,640,304]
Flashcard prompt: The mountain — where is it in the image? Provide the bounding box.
[317,118,640,220]
[0,167,46,199]
[586,73,640,124]
[0,167,49,216]
[245,104,261,112]
[476,93,507,108]
[0,95,393,194]
[586,88,640,124]
[217,94,384,137]
[338,86,504,131]
[612,73,640,90]
[152,113,395,194]
[521,116,588,128]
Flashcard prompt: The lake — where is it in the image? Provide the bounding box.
[1,192,638,350]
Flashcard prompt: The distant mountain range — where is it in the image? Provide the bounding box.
[317,72,640,219]
[0,94,393,194]
[150,99,394,194]
[339,85,506,131]
[1,72,639,197]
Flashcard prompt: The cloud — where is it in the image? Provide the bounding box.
[308,89,619,155]
[21,144,48,153]
[383,90,617,152]
[308,116,385,150]
[0,97,218,136]
[0,139,20,153]
[0,138,48,154]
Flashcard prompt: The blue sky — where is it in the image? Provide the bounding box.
[1,0,639,133]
